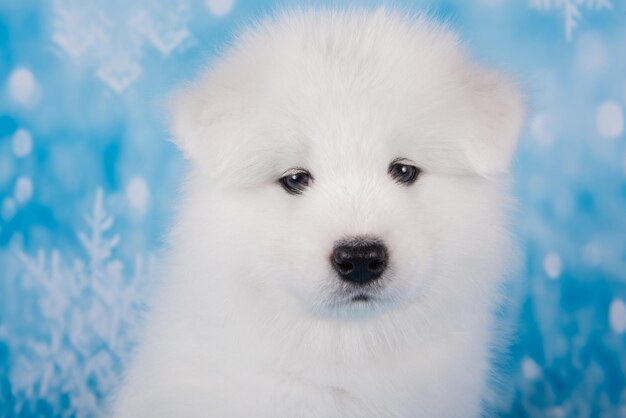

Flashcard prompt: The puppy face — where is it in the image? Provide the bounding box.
[171,9,524,319]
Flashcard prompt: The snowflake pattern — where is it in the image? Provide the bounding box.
[52,0,192,93]
[1,190,153,417]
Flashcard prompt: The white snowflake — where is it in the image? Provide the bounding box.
[51,0,192,93]
[7,189,154,417]
[529,0,613,41]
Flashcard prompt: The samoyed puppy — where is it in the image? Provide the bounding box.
[112,7,524,418]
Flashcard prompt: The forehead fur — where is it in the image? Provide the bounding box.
[171,7,524,182]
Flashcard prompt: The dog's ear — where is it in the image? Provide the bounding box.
[169,80,242,177]
[462,67,525,176]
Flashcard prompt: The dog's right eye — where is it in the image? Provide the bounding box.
[279,169,312,195]
[388,159,421,185]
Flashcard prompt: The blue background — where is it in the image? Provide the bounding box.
[1,0,625,416]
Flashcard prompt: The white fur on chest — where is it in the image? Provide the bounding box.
[114,269,495,418]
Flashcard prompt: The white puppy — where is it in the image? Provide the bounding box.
[112,8,524,418]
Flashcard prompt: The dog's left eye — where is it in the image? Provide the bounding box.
[279,169,312,195]
[388,160,421,185]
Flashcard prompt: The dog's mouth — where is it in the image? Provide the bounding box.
[351,293,371,303]
[318,289,396,319]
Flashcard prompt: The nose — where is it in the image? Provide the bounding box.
[331,238,388,285]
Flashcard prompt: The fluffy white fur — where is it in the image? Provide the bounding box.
[112,8,524,418]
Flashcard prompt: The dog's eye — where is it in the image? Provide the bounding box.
[279,169,312,195]
[388,160,421,185]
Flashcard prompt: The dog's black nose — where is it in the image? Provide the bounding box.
[331,238,388,285]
